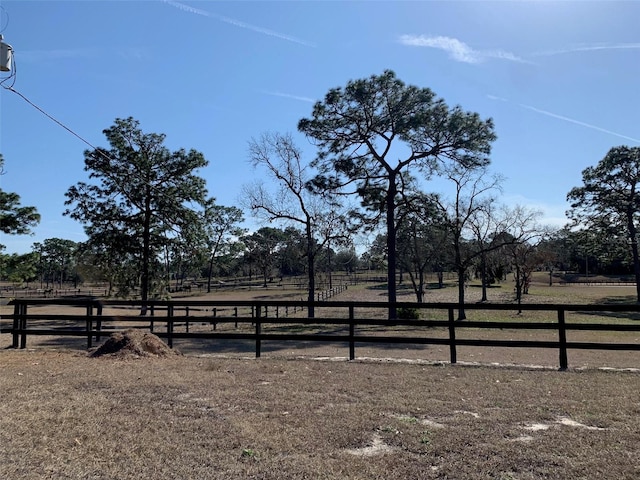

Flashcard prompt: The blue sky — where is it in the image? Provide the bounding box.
[1,0,639,254]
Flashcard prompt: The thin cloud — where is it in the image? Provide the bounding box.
[486,94,508,102]
[518,103,640,144]
[533,43,640,57]
[399,35,529,64]
[162,0,316,48]
[263,91,315,103]
[486,95,640,144]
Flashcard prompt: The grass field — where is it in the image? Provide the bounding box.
[1,276,639,479]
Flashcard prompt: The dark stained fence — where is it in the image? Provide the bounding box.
[5,298,640,370]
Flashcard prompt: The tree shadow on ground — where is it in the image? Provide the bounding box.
[575,296,640,321]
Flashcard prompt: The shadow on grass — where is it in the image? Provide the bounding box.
[575,295,640,321]
[599,295,639,305]
[173,336,432,357]
[467,284,504,289]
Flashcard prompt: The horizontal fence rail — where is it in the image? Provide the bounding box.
[4,298,640,370]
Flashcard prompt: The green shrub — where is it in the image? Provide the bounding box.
[397,307,420,319]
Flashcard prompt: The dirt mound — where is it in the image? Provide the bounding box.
[90,329,180,358]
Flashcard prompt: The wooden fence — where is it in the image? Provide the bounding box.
[4,298,640,370]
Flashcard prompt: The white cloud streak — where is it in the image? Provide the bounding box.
[486,94,508,102]
[262,91,315,103]
[399,35,530,64]
[486,94,640,144]
[162,0,316,48]
[518,103,640,144]
[533,43,640,57]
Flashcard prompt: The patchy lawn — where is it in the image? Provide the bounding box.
[1,350,639,479]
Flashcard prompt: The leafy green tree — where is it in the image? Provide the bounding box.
[64,117,208,309]
[40,238,78,287]
[198,200,245,293]
[567,146,640,301]
[0,154,40,242]
[334,247,358,275]
[5,252,38,285]
[298,70,495,317]
[75,230,140,296]
[278,226,307,277]
[243,227,286,287]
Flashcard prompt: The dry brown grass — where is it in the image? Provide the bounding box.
[1,278,640,478]
[0,350,639,479]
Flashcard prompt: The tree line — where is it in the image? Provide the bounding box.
[2,71,640,315]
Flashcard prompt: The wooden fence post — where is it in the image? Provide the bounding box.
[349,305,355,361]
[255,304,262,358]
[167,304,174,349]
[11,301,20,348]
[558,308,568,371]
[19,302,27,349]
[448,307,457,364]
[149,303,155,333]
[96,303,103,343]
[86,303,93,349]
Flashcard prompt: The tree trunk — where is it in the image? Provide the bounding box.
[632,240,640,303]
[207,254,214,293]
[515,265,523,314]
[457,266,467,321]
[628,216,640,302]
[306,223,315,318]
[480,252,488,302]
[386,174,398,319]
[140,189,151,315]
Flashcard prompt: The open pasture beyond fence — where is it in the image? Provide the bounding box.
[5,294,640,370]
[2,281,640,479]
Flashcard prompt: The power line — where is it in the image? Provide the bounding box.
[6,86,101,152]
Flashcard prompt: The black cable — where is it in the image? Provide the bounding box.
[6,86,101,152]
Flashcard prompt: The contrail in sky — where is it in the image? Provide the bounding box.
[162,0,316,48]
[519,104,640,144]
[262,91,315,103]
[487,95,640,144]
[532,43,640,57]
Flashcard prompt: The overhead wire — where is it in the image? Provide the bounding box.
[1,52,102,154]
[0,39,207,218]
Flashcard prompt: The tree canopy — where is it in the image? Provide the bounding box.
[0,154,40,240]
[567,145,640,301]
[64,117,208,308]
[298,70,496,315]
